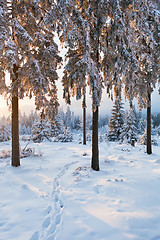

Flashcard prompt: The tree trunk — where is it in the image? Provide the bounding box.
[131,139,135,147]
[91,1,100,171]
[91,106,99,171]
[12,64,20,167]
[82,94,86,145]
[147,92,152,154]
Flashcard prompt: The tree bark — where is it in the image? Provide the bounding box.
[147,92,152,154]
[91,0,100,171]
[82,94,86,145]
[12,64,20,167]
[91,106,99,171]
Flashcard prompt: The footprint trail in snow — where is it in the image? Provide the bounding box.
[30,161,79,240]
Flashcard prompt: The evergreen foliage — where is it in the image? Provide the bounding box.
[123,1,160,107]
[31,113,52,143]
[73,115,82,130]
[19,111,39,135]
[50,114,64,137]
[152,113,160,128]
[120,108,138,143]
[139,127,147,145]
[108,96,125,141]
[54,127,73,142]
[156,125,160,136]
[0,123,10,142]
[65,106,72,129]
[139,127,158,146]
[0,0,62,166]
[0,1,61,113]
[138,118,146,135]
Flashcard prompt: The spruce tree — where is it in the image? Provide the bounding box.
[50,114,64,137]
[31,112,52,143]
[44,0,159,168]
[108,96,125,141]
[0,1,61,166]
[120,108,138,144]
[138,118,146,135]
[46,0,132,171]
[139,127,147,145]
[123,1,160,154]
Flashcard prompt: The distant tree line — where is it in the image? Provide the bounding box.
[0,106,160,143]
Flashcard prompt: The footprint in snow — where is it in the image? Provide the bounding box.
[29,231,39,240]
[94,184,103,194]
[42,217,50,228]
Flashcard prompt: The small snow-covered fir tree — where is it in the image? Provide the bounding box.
[0,123,11,142]
[139,127,147,145]
[19,125,31,136]
[139,126,158,146]
[120,108,138,143]
[73,116,82,130]
[138,118,146,135]
[31,112,52,143]
[108,96,125,141]
[50,114,64,137]
[54,127,73,142]
[65,106,72,129]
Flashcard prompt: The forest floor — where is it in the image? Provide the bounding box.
[0,135,160,240]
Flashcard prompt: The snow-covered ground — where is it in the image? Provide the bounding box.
[0,136,160,240]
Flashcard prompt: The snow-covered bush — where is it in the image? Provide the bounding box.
[54,128,73,142]
[0,147,43,159]
[0,150,11,159]
[156,125,160,136]
[0,124,11,142]
[138,128,158,146]
[21,147,43,158]
[31,118,52,143]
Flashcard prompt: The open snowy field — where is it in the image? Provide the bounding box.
[0,136,160,240]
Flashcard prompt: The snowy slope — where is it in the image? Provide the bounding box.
[0,137,160,240]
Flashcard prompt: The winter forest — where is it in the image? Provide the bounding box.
[0,0,160,240]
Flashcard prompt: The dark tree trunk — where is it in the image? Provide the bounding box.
[12,64,20,167]
[147,92,152,154]
[82,94,86,145]
[91,1,100,171]
[91,106,99,171]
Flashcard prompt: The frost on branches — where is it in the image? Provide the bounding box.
[0,123,10,142]
[31,115,52,143]
[120,108,138,144]
[50,114,64,137]
[108,96,125,142]
[0,0,61,116]
[54,127,73,142]
[123,0,160,107]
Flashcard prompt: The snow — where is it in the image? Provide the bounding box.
[0,136,160,240]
